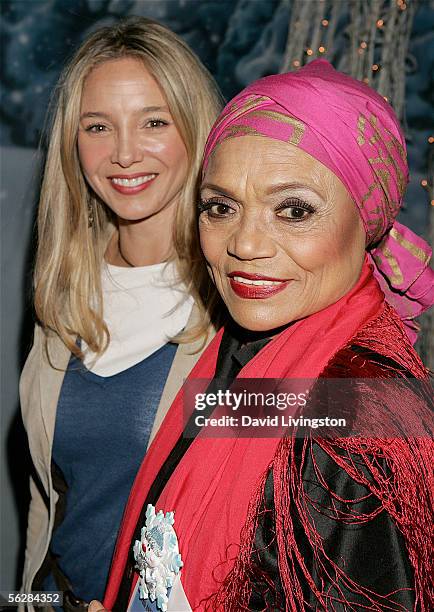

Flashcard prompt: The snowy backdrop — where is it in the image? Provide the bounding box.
[1,0,433,590]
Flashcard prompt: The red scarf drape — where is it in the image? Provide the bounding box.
[104,260,431,610]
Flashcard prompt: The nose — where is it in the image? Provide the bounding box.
[111,130,143,168]
[227,217,277,261]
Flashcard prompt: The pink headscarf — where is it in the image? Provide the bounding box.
[203,59,433,343]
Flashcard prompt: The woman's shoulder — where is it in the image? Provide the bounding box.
[316,343,432,440]
[324,343,415,378]
[20,324,70,422]
[22,324,71,370]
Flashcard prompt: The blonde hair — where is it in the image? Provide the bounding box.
[34,16,223,359]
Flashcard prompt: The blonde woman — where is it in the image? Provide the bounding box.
[19,17,222,610]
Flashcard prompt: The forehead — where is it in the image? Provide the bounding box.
[81,57,165,107]
[204,135,339,191]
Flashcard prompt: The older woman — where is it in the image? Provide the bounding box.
[102,60,433,611]
[19,16,222,610]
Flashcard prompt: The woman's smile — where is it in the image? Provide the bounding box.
[108,172,158,194]
[228,271,292,299]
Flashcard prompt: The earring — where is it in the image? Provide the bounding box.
[87,200,94,228]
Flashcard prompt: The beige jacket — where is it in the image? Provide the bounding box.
[19,305,214,608]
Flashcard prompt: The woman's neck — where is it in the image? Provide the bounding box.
[228,319,293,347]
[105,211,175,267]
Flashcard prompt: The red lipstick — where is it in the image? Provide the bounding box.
[227,271,291,299]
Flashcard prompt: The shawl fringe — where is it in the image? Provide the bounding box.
[208,305,433,611]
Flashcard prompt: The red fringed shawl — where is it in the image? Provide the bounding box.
[104,261,433,611]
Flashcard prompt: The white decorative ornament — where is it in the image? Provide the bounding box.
[133,504,184,612]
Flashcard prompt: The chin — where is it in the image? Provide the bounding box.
[114,206,160,223]
[229,309,290,333]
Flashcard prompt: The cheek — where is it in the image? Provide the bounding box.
[174,146,189,176]
[199,225,226,269]
[279,216,363,274]
[158,135,188,171]
[78,137,110,177]
[277,227,336,272]
[331,211,366,268]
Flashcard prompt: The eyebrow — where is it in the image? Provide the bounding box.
[265,181,324,198]
[79,105,170,120]
[201,181,324,200]
[200,183,238,200]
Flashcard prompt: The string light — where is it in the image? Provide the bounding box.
[428,136,434,144]
[431,200,434,206]
[280,0,412,116]
[421,179,428,187]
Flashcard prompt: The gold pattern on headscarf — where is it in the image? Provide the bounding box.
[368,115,406,197]
[366,215,385,244]
[375,168,400,219]
[377,245,404,286]
[386,151,406,196]
[232,96,270,118]
[366,205,384,218]
[390,227,429,264]
[377,168,390,191]
[357,113,407,203]
[381,121,406,163]
[213,96,270,134]
[360,179,398,244]
[367,219,383,233]
[360,182,379,208]
[368,118,381,145]
[247,110,305,145]
[383,135,406,195]
[368,153,406,199]
[223,125,261,139]
[357,115,366,145]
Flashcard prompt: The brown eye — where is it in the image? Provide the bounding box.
[198,199,236,219]
[275,198,315,221]
[146,118,168,128]
[279,206,309,219]
[210,203,234,216]
[85,124,108,133]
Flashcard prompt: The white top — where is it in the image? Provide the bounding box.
[82,261,193,377]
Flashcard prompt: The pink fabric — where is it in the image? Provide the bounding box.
[104,261,389,610]
[203,59,434,343]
